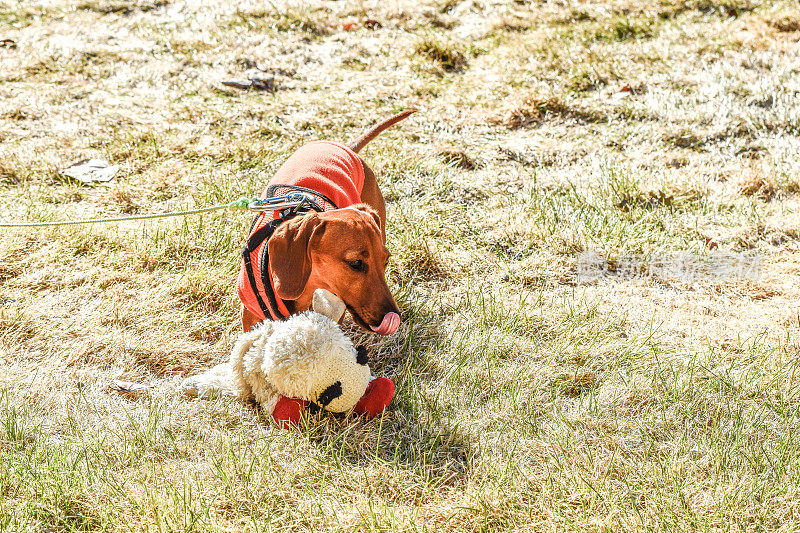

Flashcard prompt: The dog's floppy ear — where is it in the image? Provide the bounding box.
[268,212,323,300]
[312,288,346,322]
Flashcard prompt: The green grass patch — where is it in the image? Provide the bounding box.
[414,38,468,72]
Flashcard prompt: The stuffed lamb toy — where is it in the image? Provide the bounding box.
[180,289,393,427]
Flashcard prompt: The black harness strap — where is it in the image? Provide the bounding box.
[265,184,336,216]
[241,215,284,320]
[257,218,290,320]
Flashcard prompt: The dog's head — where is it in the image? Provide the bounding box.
[262,289,371,413]
[268,204,401,335]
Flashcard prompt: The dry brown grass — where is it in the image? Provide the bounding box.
[769,13,800,32]
[436,148,479,170]
[414,37,468,72]
[493,95,607,129]
[2,0,800,530]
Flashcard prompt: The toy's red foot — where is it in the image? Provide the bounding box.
[353,377,394,418]
[272,396,309,429]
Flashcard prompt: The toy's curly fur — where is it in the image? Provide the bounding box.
[180,290,371,418]
[230,312,370,413]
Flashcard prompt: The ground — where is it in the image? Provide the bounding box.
[1,0,800,530]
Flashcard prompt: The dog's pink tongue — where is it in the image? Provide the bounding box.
[370,312,400,335]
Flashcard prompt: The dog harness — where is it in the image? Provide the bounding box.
[237,141,366,322]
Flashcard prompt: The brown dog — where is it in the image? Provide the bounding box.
[238,111,415,334]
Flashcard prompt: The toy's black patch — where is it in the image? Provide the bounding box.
[316,381,342,407]
[306,401,346,419]
[356,345,369,366]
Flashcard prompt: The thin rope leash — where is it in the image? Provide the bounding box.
[0,198,251,228]
[0,193,318,228]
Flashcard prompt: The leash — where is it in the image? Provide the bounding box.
[0,192,322,228]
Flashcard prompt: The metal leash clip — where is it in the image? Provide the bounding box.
[246,192,322,213]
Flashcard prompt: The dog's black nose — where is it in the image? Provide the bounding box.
[355,345,369,366]
[316,381,343,408]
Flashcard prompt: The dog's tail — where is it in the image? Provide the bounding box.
[348,109,417,153]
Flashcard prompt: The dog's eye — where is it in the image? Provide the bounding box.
[347,260,365,272]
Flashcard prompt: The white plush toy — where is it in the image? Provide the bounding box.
[180,289,392,428]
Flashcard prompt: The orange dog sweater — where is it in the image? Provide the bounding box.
[237,141,365,322]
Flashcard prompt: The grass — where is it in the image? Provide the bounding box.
[414,37,468,72]
[1,0,800,530]
[588,15,659,42]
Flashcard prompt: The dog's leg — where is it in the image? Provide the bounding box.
[179,363,237,399]
[241,304,261,333]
